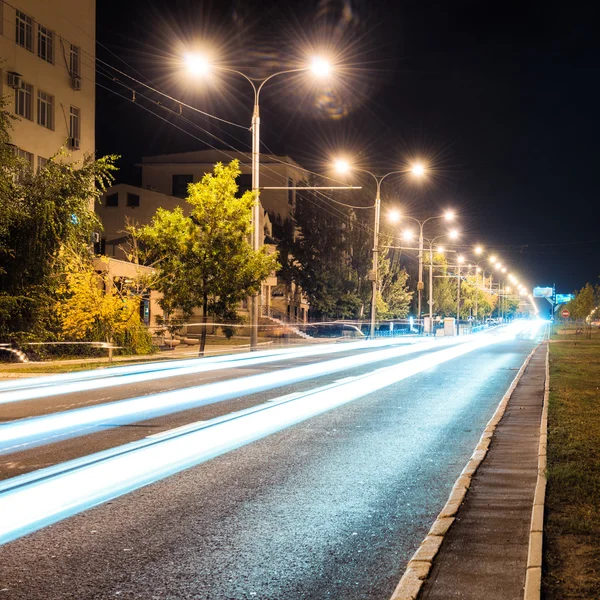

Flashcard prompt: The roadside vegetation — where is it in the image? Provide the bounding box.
[543,326,600,599]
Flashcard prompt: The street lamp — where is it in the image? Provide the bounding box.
[334,160,426,339]
[393,209,456,323]
[186,53,331,349]
[456,254,465,334]
[425,229,459,332]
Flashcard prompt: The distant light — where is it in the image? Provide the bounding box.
[437,246,445,254]
[476,266,481,272]
[501,267,507,273]
[457,255,465,264]
[474,245,483,255]
[489,255,497,264]
[444,210,455,221]
[403,229,414,241]
[448,229,459,240]
[334,159,351,174]
[311,56,331,77]
[185,53,211,76]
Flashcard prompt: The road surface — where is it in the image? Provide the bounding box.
[0,323,545,599]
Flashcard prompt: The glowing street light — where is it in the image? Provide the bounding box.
[387,208,458,326]
[411,163,425,177]
[311,56,331,77]
[474,245,483,255]
[403,229,414,241]
[184,53,210,76]
[388,209,400,223]
[186,52,331,349]
[333,158,427,338]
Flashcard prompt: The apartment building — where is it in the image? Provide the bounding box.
[0,0,95,166]
[141,150,307,226]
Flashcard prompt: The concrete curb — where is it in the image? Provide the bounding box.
[523,343,549,600]
[389,344,540,600]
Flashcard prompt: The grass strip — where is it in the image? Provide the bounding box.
[543,330,600,599]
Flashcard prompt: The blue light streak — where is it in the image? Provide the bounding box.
[0,338,424,404]
[0,337,455,454]
[0,330,518,546]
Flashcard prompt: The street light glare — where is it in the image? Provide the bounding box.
[411,163,426,177]
[457,255,465,264]
[311,56,331,77]
[437,246,445,254]
[388,209,400,223]
[334,159,351,174]
[474,245,483,255]
[444,210,455,221]
[448,229,459,240]
[402,229,414,241]
[185,53,211,76]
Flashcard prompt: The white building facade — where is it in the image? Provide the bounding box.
[0,0,95,166]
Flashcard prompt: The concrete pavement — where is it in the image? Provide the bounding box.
[393,342,547,600]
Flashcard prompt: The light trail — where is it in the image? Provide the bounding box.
[0,337,461,454]
[0,329,519,545]
[0,337,426,404]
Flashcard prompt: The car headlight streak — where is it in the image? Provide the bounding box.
[0,330,514,545]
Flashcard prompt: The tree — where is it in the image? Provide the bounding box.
[378,246,413,319]
[566,283,598,337]
[134,160,278,354]
[0,97,117,342]
[285,186,372,320]
[430,255,457,317]
[56,250,153,359]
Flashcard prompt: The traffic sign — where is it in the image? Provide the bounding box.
[561,309,570,318]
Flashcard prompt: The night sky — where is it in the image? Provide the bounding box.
[96,0,600,294]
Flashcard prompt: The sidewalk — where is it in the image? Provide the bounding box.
[395,342,547,600]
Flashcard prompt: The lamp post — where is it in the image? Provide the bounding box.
[456,255,465,334]
[393,211,455,321]
[424,229,459,332]
[185,55,330,349]
[335,161,426,339]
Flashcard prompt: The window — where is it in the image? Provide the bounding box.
[37,156,48,170]
[37,91,54,129]
[37,24,54,63]
[15,147,33,168]
[172,174,193,198]
[287,178,294,206]
[236,174,252,198]
[15,80,33,120]
[69,44,80,77]
[126,193,140,207]
[69,106,80,140]
[15,10,33,51]
[105,193,119,207]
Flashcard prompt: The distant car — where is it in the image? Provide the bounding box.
[485,318,498,325]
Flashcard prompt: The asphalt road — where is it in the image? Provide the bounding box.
[0,327,544,599]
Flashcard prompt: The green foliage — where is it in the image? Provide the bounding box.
[0,98,118,342]
[284,187,371,320]
[378,245,413,318]
[134,160,278,339]
[56,250,155,356]
[566,283,598,321]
